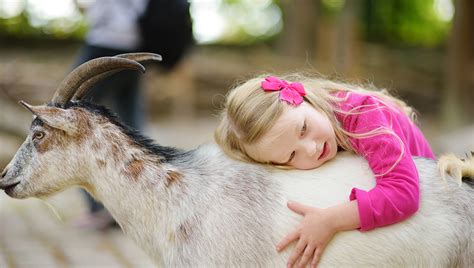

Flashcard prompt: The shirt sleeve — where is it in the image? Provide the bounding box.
[342,98,420,232]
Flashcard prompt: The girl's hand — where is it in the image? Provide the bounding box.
[276,201,337,268]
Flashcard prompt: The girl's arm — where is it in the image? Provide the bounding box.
[326,200,360,231]
[279,94,434,266]
[340,95,433,231]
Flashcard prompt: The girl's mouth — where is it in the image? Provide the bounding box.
[318,142,328,160]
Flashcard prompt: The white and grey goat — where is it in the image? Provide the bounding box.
[1,53,473,267]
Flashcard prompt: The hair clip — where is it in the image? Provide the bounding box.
[261,76,306,105]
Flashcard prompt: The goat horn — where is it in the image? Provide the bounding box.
[71,53,162,101]
[51,57,146,106]
[115,52,162,62]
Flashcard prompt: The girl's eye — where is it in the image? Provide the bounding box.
[300,121,307,137]
[33,132,45,141]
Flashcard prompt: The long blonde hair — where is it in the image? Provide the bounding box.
[215,73,414,175]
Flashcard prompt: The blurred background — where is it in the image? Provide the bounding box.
[0,0,473,267]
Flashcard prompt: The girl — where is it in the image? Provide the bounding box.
[214,74,435,268]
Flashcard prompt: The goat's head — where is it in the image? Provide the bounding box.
[0,53,161,199]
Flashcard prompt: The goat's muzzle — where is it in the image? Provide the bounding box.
[0,181,20,195]
[0,166,21,196]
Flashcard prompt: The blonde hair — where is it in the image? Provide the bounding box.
[215,73,414,175]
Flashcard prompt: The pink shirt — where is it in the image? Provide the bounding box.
[335,92,435,231]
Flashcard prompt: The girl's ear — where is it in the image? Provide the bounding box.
[19,101,79,135]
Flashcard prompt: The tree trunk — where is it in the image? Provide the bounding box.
[442,0,474,128]
[277,0,320,60]
[334,0,362,78]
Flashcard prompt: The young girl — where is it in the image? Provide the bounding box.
[214,74,435,268]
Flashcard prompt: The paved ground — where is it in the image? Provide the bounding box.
[0,189,156,268]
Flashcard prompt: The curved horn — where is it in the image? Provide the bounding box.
[71,53,162,101]
[51,57,146,106]
[115,52,162,62]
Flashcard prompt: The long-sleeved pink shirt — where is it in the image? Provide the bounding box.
[335,92,435,231]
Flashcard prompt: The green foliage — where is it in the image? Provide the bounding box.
[321,0,346,16]
[0,0,452,47]
[0,12,39,37]
[362,0,451,47]
[212,0,283,45]
[0,4,86,41]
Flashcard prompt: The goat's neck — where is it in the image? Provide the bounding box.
[83,131,179,259]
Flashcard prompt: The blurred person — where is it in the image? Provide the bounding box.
[72,0,193,230]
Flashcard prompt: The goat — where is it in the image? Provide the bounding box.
[1,53,473,267]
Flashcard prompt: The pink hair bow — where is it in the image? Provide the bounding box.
[261,76,306,105]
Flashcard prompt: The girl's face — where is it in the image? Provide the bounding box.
[244,102,337,170]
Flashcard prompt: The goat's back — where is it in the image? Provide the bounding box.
[164,145,473,267]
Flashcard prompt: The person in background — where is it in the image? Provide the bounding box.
[72,0,193,229]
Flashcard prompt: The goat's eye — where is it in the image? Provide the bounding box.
[33,131,45,141]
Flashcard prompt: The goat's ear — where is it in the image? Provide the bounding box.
[19,101,79,134]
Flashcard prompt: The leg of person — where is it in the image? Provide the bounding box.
[113,71,144,130]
